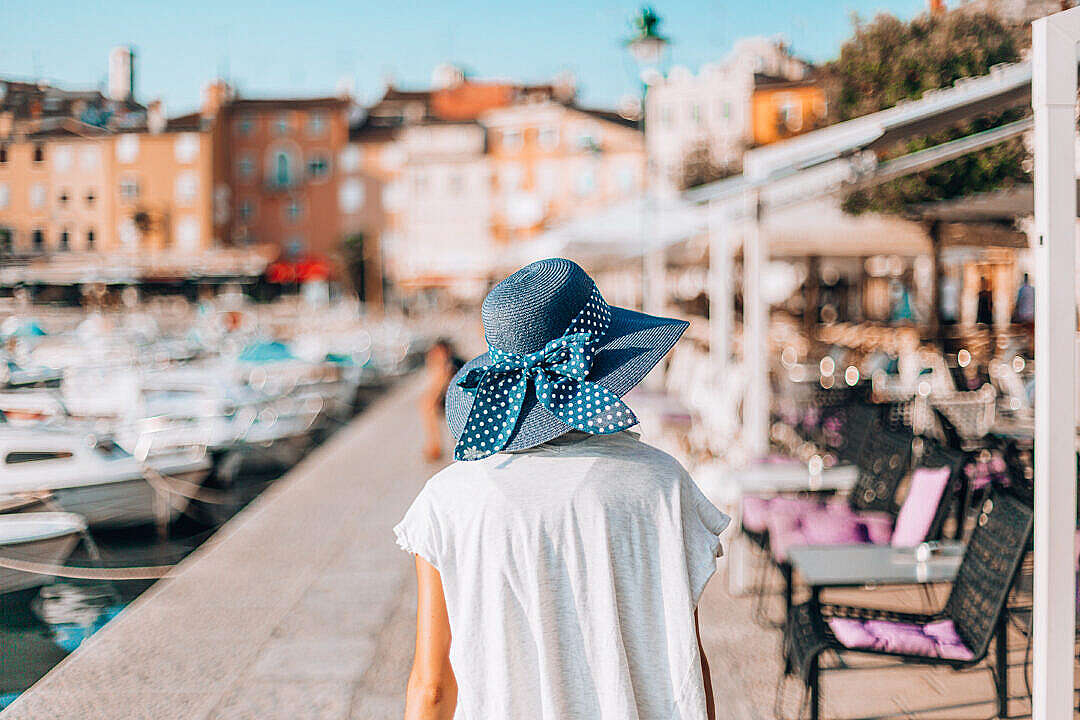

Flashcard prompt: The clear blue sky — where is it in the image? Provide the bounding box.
[1,0,927,115]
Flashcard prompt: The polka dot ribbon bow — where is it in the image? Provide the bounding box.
[453,298,637,461]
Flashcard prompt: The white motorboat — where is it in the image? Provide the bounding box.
[0,427,210,529]
[0,512,85,594]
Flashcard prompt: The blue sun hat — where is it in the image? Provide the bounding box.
[446,258,689,461]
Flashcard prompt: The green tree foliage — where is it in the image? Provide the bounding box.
[826,11,1031,214]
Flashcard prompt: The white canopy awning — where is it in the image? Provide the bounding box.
[508,195,707,268]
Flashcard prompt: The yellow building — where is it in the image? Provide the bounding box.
[749,76,828,147]
[0,115,215,257]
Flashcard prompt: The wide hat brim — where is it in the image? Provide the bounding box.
[446,306,689,452]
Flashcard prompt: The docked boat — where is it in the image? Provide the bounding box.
[0,427,210,529]
[0,512,85,594]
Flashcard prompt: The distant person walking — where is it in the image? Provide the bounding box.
[419,339,462,462]
[976,276,994,326]
[396,259,727,720]
[1013,273,1034,326]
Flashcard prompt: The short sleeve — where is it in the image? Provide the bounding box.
[394,487,443,571]
[680,473,731,605]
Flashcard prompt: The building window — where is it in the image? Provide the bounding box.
[174,133,199,163]
[338,179,365,213]
[32,229,44,251]
[718,99,731,120]
[237,154,255,182]
[413,172,428,194]
[175,171,198,207]
[58,188,70,206]
[575,168,595,197]
[575,130,601,153]
[30,183,46,208]
[32,144,45,164]
[54,145,72,172]
[119,176,140,202]
[778,96,802,132]
[661,104,674,127]
[116,134,139,163]
[274,113,291,135]
[85,189,97,206]
[238,198,255,222]
[502,129,523,153]
[339,146,361,173]
[270,149,296,188]
[284,199,303,223]
[307,153,330,179]
[307,112,327,137]
[0,144,7,164]
[0,229,12,254]
[538,127,559,151]
[691,103,701,125]
[0,183,8,210]
[235,116,255,136]
[59,229,70,251]
[285,236,305,258]
[86,229,95,250]
[80,145,101,171]
[177,216,200,251]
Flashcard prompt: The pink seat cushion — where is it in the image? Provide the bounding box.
[740,495,823,535]
[740,496,772,533]
[891,466,952,547]
[828,617,974,661]
[769,506,868,562]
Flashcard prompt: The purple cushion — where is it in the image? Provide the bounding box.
[827,617,974,661]
[801,508,868,545]
[861,512,895,545]
[741,496,772,533]
[891,466,951,547]
[769,507,866,562]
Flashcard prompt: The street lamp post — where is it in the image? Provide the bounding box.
[625,7,669,321]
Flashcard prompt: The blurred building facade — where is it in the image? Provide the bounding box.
[645,37,824,193]
[350,67,645,299]
[0,55,650,302]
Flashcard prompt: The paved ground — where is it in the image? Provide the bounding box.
[2,375,1048,719]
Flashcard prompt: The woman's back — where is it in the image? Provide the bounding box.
[396,431,729,720]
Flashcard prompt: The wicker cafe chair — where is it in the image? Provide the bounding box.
[782,489,1034,720]
[756,426,916,625]
[740,402,879,615]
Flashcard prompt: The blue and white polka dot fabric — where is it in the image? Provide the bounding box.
[454,286,637,461]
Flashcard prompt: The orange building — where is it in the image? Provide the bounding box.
[482,103,644,244]
[749,75,828,146]
[216,97,349,259]
[0,115,214,257]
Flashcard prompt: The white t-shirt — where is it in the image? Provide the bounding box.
[394,431,731,720]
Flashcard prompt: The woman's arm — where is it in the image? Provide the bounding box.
[405,555,457,720]
[696,610,716,720]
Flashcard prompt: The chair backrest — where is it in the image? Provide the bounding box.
[894,441,964,544]
[849,426,914,515]
[943,490,1034,661]
[825,401,877,464]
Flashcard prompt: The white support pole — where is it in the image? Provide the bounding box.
[1032,10,1079,720]
[708,199,731,381]
[743,192,769,457]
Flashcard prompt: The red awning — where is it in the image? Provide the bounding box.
[266,256,333,283]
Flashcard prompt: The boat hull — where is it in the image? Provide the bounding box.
[0,531,81,594]
[49,471,203,529]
